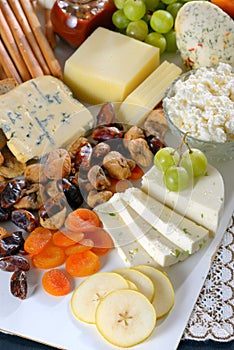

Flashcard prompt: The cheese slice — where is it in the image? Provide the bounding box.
[64,27,160,104]
[94,201,156,267]
[119,188,210,254]
[109,193,188,267]
[141,164,224,235]
[117,61,182,125]
[0,76,93,162]
[175,1,234,69]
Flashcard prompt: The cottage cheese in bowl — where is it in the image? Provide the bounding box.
[163,63,234,161]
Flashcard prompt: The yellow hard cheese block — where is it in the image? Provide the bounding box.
[118,61,182,125]
[63,27,160,104]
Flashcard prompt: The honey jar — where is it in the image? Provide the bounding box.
[51,0,116,47]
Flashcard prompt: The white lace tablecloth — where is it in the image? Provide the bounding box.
[183,213,234,341]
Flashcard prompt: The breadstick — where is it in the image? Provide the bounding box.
[8,0,51,75]
[0,0,44,78]
[0,38,22,84]
[0,62,7,80]
[19,0,63,79]
[0,9,31,82]
[45,8,57,49]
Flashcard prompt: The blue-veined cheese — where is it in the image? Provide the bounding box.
[119,188,210,255]
[0,76,93,163]
[175,1,234,69]
[141,164,224,236]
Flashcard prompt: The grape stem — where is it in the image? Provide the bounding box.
[176,132,192,166]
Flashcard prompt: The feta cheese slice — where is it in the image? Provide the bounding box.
[94,201,156,267]
[120,188,210,254]
[141,164,224,235]
[109,194,188,267]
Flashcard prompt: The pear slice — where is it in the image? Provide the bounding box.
[96,289,156,348]
[126,279,138,291]
[133,265,175,319]
[113,268,155,302]
[70,272,129,324]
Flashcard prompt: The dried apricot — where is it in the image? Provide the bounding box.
[65,208,101,232]
[24,227,52,255]
[84,228,114,256]
[32,244,66,269]
[52,230,84,247]
[65,250,100,277]
[42,269,71,296]
[64,239,94,256]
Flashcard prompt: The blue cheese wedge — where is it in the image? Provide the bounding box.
[0,76,93,163]
[108,194,188,267]
[94,201,156,267]
[141,164,224,236]
[119,188,210,255]
[175,1,234,68]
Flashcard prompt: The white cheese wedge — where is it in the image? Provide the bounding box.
[0,76,93,163]
[94,202,156,267]
[141,164,224,235]
[175,1,234,69]
[108,194,188,267]
[119,188,209,254]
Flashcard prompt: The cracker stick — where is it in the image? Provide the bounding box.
[45,8,57,49]
[20,0,63,79]
[0,9,31,81]
[0,0,44,78]
[0,62,7,80]
[8,0,51,75]
[0,38,22,84]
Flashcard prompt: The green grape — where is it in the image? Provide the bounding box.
[181,149,207,177]
[164,166,189,191]
[142,13,151,25]
[126,20,149,41]
[164,29,177,52]
[145,32,167,54]
[144,0,160,11]
[123,0,146,21]
[154,147,179,173]
[166,2,183,18]
[155,2,166,9]
[161,0,177,4]
[112,10,131,29]
[114,0,127,9]
[150,10,174,34]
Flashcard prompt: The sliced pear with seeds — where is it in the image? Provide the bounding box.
[96,289,157,348]
[70,272,129,324]
[113,268,155,302]
[133,265,175,319]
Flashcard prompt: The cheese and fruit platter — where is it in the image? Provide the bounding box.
[0,0,233,349]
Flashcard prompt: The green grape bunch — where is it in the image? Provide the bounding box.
[153,134,208,192]
[112,0,209,54]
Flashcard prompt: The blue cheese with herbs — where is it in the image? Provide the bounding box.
[0,76,93,163]
[175,1,234,69]
[119,188,210,255]
[141,164,224,236]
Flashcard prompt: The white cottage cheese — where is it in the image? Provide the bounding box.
[164,63,234,143]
